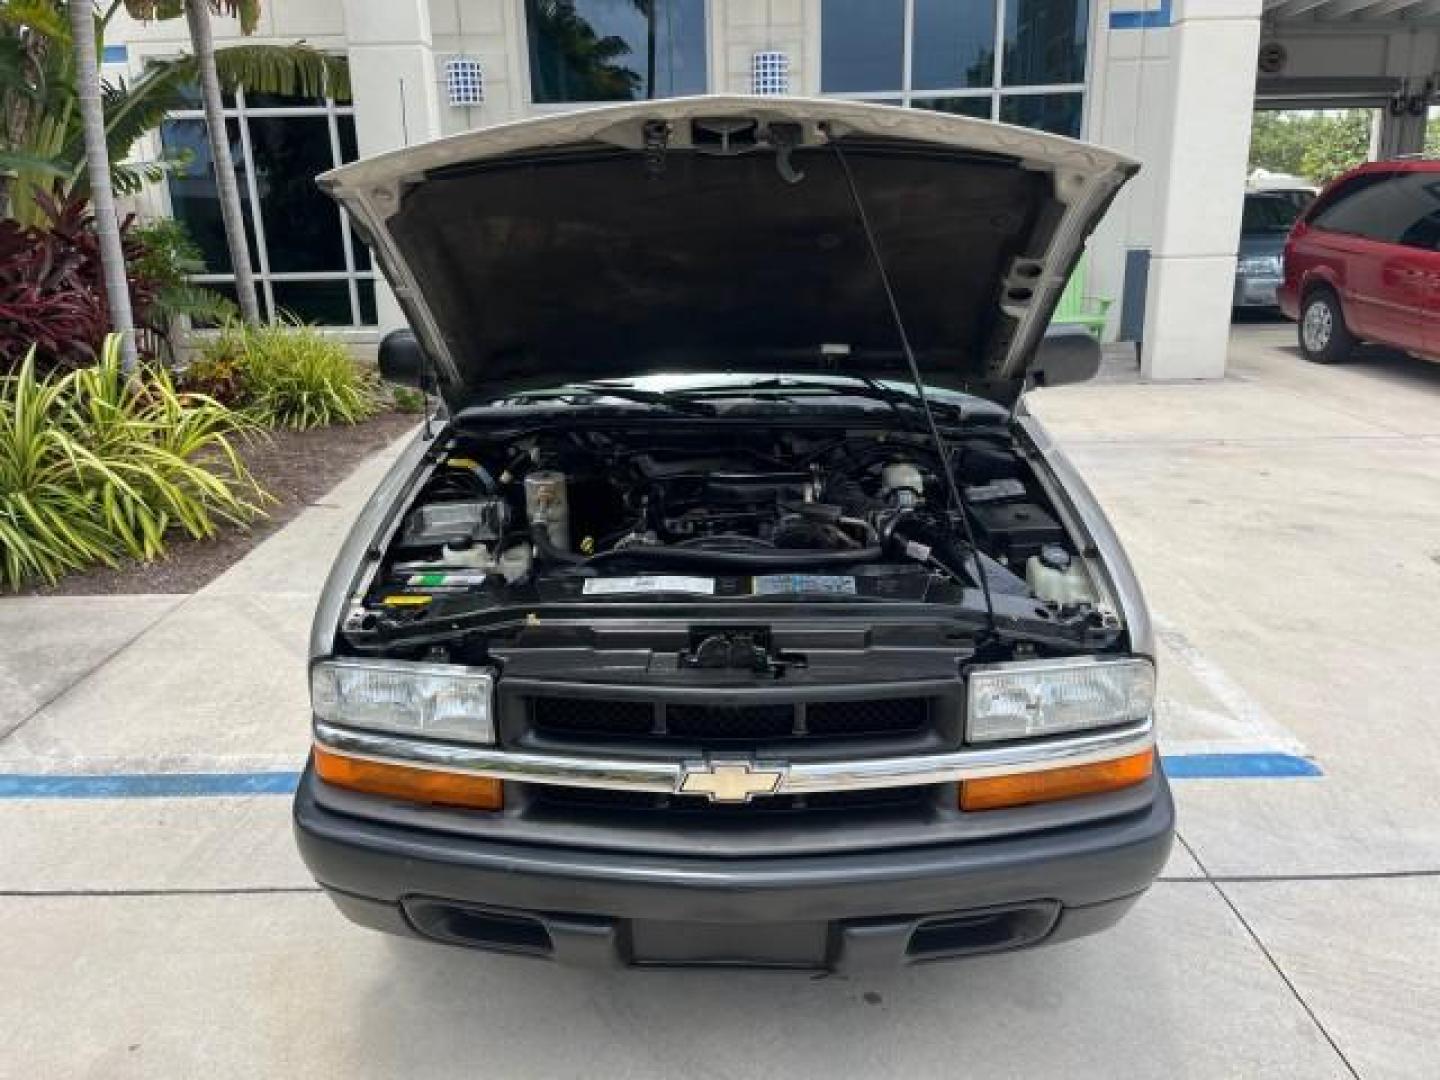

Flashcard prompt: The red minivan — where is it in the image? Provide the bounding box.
[1277,159,1440,363]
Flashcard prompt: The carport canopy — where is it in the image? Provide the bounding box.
[1263,0,1440,22]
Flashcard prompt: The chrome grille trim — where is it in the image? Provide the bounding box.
[313,716,1155,796]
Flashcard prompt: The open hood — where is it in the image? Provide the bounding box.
[320,96,1137,408]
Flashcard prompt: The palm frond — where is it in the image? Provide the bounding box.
[120,2,188,23]
[123,1,261,35]
[154,282,238,324]
[0,0,70,42]
[0,149,65,176]
[208,42,351,102]
[209,1,262,36]
[61,60,193,191]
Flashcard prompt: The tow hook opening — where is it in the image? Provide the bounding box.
[905,901,1060,960]
[403,898,553,956]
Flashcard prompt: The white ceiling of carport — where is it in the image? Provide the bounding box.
[1264,0,1440,23]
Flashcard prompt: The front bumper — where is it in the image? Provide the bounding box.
[1234,273,1283,308]
[293,765,1175,970]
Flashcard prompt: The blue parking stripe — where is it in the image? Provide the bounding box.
[0,772,301,798]
[0,752,1319,798]
[1161,753,1321,779]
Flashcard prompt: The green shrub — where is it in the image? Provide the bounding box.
[193,320,379,430]
[389,385,428,414]
[128,219,240,333]
[0,336,266,590]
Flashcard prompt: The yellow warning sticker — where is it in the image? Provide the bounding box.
[381,594,433,606]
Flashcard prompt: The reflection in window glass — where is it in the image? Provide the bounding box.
[911,95,992,120]
[1004,0,1087,87]
[1389,173,1440,249]
[820,0,1087,137]
[163,85,375,327]
[272,281,354,326]
[1312,170,1440,246]
[338,114,359,163]
[912,0,994,92]
[1000,93,1082,137]
[358,280,378,326]
[244,89,328,110]
[191,282,239,329]
[526,0,707,102]
[161,118,258,273]
[168,77,235,111]
[1241,194,1302,236]
[1310,173,1397,240]
[247,116,346,273]
[821,0,904,93]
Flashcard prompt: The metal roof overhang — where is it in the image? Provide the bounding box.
[1263,0,1440,25]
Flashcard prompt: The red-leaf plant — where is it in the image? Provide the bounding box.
[0,192,161,375]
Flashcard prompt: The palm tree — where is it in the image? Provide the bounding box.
[121,1,259,324]
[68,0,137,369]
[120,2,350,327]
[2,2,346,221]
[181,1,258,324]
[2,1,346,362]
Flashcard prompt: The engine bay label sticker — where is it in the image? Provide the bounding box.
[751,574,857,596]
[582,575,716,596]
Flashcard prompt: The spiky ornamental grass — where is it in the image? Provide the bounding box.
[197,319,379,431]
[0,336,268,589]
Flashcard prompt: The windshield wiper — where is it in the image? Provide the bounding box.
[534,383,717,415]
[687,378,974,426]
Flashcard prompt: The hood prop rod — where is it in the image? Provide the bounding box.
[825,129,999,646]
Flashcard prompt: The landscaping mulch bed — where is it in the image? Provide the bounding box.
[18,411,419,597]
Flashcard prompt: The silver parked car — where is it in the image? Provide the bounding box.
[1234,189,1312,309]
[294,97,1173,970]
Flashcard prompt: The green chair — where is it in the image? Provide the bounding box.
[1050,255,1112,339]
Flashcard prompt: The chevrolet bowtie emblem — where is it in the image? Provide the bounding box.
[678,760,786,803]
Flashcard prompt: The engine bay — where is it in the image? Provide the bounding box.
[343,421,1108,646]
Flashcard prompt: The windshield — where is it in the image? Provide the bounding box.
[1242,194,1303,235]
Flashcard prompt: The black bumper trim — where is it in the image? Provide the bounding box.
[294,766,1173,965]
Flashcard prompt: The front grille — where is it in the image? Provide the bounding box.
[531,696,653,736]
[807,698,929,737]
[531,784,935,817]
[528,695,933,745]
[667,703,795,740]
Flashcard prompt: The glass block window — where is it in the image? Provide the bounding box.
[752,50,790,96]
[160,85,375,327]
[445,56,485,106]
[820,0,1088,138]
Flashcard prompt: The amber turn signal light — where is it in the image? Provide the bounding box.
[960,749,1154,811]
[313,746,503,811]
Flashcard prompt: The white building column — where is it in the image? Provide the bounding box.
[341,0,443,331]
[1140,0,1262,380]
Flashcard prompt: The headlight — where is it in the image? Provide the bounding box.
[966,657,1154,743]
[310,658,495,744]
[1238,254,1282,276]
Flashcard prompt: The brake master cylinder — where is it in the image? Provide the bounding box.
[881,462,924,508]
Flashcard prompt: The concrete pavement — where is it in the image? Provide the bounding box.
[2,324,1437,1078]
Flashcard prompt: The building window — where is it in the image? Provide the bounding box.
[161,86,375,328]
[525,0,707,104]
[821,0,1087,138]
